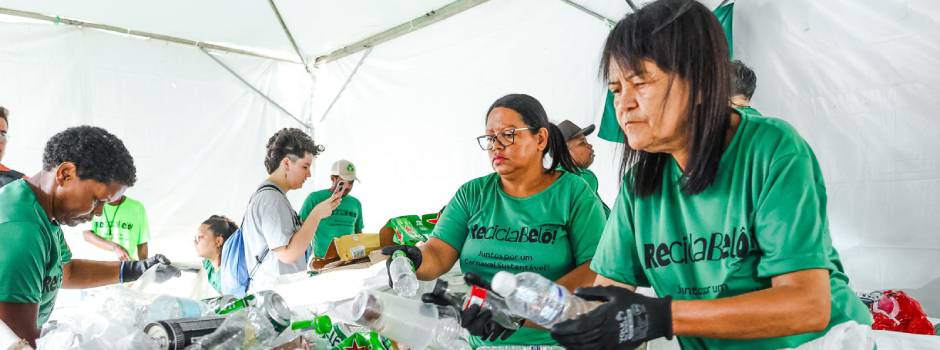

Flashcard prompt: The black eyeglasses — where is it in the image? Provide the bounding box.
[0,131,7,143]
[476,127,537,150]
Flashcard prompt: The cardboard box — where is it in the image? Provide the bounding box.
[309,231,395,271]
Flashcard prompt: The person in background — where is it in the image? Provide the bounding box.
[558,119,610,215]
[731,59,761,115]
[549,1,872,349]
[383,94,607,347]
[0,126,178,347]
[0,106,25,188]
[300,159,364,259]
[194,215,238,293]
[82,195,150,261]
[242,128,341,277]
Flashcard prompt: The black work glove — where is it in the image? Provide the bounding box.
[550,286,673,350]
[381,245,422,288]
[119,254,181,283]
[422,293,516,342]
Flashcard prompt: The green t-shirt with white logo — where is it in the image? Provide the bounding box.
[203,259,221,293]
[433,172,607,347]
[591,110,872,349]
[90,196,150,260]
[0,179,73,327]
[299,190,364,258]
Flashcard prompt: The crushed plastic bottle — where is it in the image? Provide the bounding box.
[187,291,292,350]
[491,271,598,328]
[432,279,519,331]
[388,250,419,297]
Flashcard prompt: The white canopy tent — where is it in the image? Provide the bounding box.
[2,0,940,321]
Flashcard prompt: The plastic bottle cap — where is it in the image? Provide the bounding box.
[314,315,333,334]
[491,271,517,297]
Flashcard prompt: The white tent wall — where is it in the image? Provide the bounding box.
[0,21,315,264]
[307,0,620,227]
[309,0,940,315]
[736,0,940,315]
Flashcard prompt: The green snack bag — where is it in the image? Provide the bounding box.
[387,214,437,246]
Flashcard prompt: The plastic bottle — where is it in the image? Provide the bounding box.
[346,290,470,350]
[388,250,419,297]
[188,291,292,350]
[147,295,211,322]
[491,271,598,328]
[432,279,519,331]
[476,347,565,350]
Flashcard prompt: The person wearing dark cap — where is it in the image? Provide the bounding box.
[731,59,761,116]
[558,120,609,215]
[557,120,599,191]
[0,106,26,188]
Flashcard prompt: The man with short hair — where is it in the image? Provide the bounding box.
[0,126,178,347]
[82,194,150,261]
[300,159,364,259]
[731,59,761,115]
[0,106,25,188]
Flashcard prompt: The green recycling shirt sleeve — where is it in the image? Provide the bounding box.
[138,203,150,244]
[590,181,650,287]
[568,182,607,265]
[431,184,473,252]
[0,222,47,304]
[754,152,832,278]
[355,200,364,233]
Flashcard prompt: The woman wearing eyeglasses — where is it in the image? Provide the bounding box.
[382,93,607,347]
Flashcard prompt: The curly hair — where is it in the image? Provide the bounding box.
[202,215,238,241]
[264,128,321,174]
[42,126,137,186]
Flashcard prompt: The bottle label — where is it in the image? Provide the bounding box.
[465,285,488,309]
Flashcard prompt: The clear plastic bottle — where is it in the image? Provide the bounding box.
[388,250,419,297]
[187,291,292,350]
[346,290,470,350]
[146,295,210,322]
[432,279,519,331]
[491,271,598,328]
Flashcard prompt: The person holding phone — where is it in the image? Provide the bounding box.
[299,159,364,259]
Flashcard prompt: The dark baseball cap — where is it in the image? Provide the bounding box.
[557,120,596,141]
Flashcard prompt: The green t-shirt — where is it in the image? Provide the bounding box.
[432,172,606,347]
[299,190,364,258]
[591,110,872,349]
[562,167,611,217]
[90,196,150,260]
[0,179,73,327]
[203,259,221,293]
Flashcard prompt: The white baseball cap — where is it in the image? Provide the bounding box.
[330,159,359,182]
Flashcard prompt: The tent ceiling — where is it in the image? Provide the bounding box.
[0,0,671,65]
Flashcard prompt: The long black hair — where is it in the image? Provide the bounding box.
[486,94,577,173]
[601,0,732,197]
[202,215,238,241]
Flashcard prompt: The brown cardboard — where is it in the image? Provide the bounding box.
[310,232,392,271]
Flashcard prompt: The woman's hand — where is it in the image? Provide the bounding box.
[308,194,341,221]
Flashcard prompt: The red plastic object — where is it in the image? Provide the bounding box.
[869,290,936,335]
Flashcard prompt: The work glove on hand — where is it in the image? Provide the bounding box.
[381,245,423,288]
[550,286,673,350]
[120,254,181,283]
[421,273,519,342]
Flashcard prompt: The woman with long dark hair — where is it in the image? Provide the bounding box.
[550,0,873,349]
[384,93,607,347]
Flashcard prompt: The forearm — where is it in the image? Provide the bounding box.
[83,230,116,250]
[138,243,148,260]
[672,284,831,339]
[275,217,320,263]
[415,239,458,280]
[61,259,121,288]
[555,261,596,293]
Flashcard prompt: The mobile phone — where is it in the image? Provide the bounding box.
[331,180,349,195]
